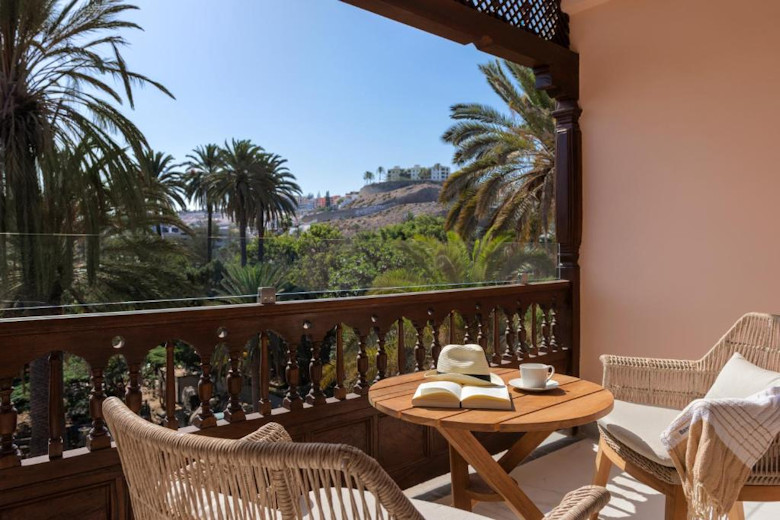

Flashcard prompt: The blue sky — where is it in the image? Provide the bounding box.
[121,1,499,197]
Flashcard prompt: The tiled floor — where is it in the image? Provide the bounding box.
[405,435,780,519]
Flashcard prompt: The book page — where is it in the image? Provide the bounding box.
[460,385,512,410]
[411,381,462,408]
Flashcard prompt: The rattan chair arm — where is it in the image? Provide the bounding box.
[600,354,704,408]
[544,485,610,520]
[239,422,292,444]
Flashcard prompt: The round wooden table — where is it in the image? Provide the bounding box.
[368,368,614,520]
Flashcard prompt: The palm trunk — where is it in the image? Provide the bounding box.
[206,203,213,263]
[239,219,247,266]
[257,212,265,263]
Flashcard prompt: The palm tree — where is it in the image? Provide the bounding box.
[251,153,300,263]
[0,0,172,456]
[372,232,555,291]
[440,60,555,241]
[211,139,263,266]
[136,149,187,236]
[185,144,222,262]
[363,171,374,184]
[376,166,385,183]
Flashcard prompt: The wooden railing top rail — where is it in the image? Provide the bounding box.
[0,281,569,376]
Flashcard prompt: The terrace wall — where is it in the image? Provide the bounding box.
[567,0,780,380]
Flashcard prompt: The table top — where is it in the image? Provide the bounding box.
[368,368,613,433]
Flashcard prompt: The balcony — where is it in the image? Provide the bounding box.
[0,282,572,517]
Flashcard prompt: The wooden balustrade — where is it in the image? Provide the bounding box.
[0,283,570,456]
[0,281,572,517]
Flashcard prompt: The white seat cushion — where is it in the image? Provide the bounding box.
[598,400,681,467]
[411,499,492,519]
[705,352,780,399]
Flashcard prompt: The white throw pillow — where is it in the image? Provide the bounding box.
[705,352,780,399]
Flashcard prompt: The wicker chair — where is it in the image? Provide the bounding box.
[592,312,780,520]
[104,397,610,519]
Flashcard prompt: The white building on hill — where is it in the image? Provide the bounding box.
[385,163,450,182]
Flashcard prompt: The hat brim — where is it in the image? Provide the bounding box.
[423,370,505,387]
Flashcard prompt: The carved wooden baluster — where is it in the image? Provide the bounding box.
[539,304,550,355]
[48,351,64,459]
[475,305,486,353]
[87,367,110,450]
[334,324,347,400]
[448,311,455,344]
[491,310,501,365]
[193,354,216,428]
[503,310,517,363]
[258,332,272,415]
[224,333,246,422]
[353,331,370,395]
[283,337,303,411]
[0,377,20,468]
[549,303,559,352]
[306,323,327,405]
[413,322,426,371]
[429,309,441,369]
[463,315,472,343]
[125,362,142,414]
[396,320,406,375]
[373,317,387,382]
[163,341,179,429]
[517,302,530,360]
[530,303,539,357]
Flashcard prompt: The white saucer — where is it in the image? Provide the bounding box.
[507,378,560,392]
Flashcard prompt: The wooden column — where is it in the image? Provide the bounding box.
[86,367,110,451]
[125,362,142,414]
[413,322,426,372]
[396,320,406,375]
[0,378,20,468]
[551,97,582,376]
[503,310,516,362]
[163,341,179,429]
[353,332,370,396]
[283,339,303,411]
[374,319,388,382]
[306,331,327,406]
[429,309,441,369]
[224,343,246,423]
[258,332,272,414]
[333,324,347,400]
[192,355,216,428]
[48,351,64,459]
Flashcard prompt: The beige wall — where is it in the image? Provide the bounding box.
[568,0,780,381]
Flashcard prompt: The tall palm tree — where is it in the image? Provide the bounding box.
[376,166,385,183]
[363,171,374,184]
[251,153,300,263]
[440,60,555,241]
[0,0,172,456]
[136,149,186,236]
[185,144,222,262]
[211,139,263,266]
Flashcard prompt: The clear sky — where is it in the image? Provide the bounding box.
[121,1,500,197]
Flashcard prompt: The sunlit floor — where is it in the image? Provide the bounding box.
[405,434,780,519]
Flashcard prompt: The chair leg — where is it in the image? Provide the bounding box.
[728,501,745,520]
[665,486,688,520]
[589,439,613,520]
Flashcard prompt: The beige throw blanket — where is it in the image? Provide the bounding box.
[661,386,780,519]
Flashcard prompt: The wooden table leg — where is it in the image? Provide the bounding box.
[439,426,549,520]
[449,444,472,511]
[498,431,550,472]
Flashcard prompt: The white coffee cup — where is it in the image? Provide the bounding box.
[520,363,555,389]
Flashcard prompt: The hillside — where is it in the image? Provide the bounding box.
[301,181,449,234]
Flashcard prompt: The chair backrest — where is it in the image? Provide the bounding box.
[103,397,424,520]
[695,312,780,397]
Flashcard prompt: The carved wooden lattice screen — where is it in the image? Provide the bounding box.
[454,0,570,47]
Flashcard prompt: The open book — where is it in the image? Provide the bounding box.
[412,381,512,410]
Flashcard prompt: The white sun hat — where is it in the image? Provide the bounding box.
[424,344,504,386]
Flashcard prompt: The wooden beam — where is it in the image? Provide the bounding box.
[340,0,579,97]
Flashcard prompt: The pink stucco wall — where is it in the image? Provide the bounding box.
[568,0,780,382]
